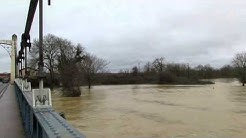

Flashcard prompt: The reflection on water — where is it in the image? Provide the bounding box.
[52,79,246,138]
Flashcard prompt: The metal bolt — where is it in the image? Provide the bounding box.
[54,131,59,135]
[51,127,55,131]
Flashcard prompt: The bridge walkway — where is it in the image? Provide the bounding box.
[0,83,25,138]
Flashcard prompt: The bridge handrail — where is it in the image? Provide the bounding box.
[14,79,85,138]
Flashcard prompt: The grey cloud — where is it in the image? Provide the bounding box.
[1,0,246,72]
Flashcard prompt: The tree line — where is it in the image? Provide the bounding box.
[108,54,245,86]
[27,34,246,97]
[98,59,231,85]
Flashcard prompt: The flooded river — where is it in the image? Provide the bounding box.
[52,79,246,138]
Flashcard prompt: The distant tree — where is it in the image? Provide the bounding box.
[143,62,152,73]
[131,66,138,75]
[232,52,246,86]
[193,64,216,79]
[166,63,187,77]
[203,64,214,78]
[119,69,130,74]
[81,53,108,89]
[219,65,235,78]
[152,57,165,72]
[194,64,204,78]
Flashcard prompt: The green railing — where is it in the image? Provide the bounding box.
[15,79,85,138]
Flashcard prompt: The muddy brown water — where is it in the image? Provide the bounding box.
[52,79,246,138]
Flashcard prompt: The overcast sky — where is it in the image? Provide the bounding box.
[1,0,246,72]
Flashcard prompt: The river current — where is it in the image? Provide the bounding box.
[52,79,246,138]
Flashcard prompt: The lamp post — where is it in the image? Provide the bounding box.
[38,0,44,89]
[38,0,51,89]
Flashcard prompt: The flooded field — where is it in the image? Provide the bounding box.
[52,79,246,138]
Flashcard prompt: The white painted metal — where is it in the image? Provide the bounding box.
[32,88,52,108]
[11,35,17,84]
[22,79,32,92]
[0,40,12,45]
[0,35,17,84]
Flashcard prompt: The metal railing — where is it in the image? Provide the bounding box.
[14,79,85,138]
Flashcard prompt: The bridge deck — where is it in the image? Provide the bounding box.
[0,83,25,137]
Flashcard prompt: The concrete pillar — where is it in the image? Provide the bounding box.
[11,34,17,84]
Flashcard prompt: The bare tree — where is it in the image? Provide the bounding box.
[152,57,165,72]
[220,65,235,78]
[203,64,214,79]
[58,43,84,96]
[166,63,187,77]
[143,62,152,73]
[29,34,86,96]
[232,52,246,86]
[81,53,108,89]
[29,34,61,87]
[131,66,138,75]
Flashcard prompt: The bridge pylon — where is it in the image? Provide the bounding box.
[0,34,17,84]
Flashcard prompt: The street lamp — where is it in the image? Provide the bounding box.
[39,0,51,89]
